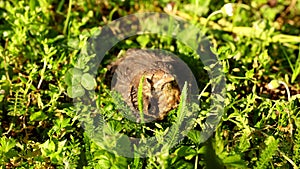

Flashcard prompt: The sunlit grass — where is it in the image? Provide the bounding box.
[0,0,299,168]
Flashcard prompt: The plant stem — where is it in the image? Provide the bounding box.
[194,154,198,169]
[279,151,298,169]
[205,10,222,27]
[198,81,211,100]
[278,80,291,101]
[63,0,72,35]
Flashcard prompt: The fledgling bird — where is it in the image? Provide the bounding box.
[129,69,181,121]
[109,49,195,122]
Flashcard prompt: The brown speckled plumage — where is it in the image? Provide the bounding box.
[109,49,196,122]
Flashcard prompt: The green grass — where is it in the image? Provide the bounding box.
[138,75,145,123]
[0,0,300,168]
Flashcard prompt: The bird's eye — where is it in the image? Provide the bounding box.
[148,103,151,110]
[162,74,168,78]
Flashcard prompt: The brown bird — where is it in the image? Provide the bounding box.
[109,49,196,122]
[129,69,181,121]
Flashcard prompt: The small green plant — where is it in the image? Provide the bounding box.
[0,136,17,165]
[255,136,278,169]
[1,0,300,168]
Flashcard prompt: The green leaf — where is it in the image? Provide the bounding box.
[29,0,38,11]
[30,111,48,121]
[0,136,16,153]
[107,120,123,133]
[138,75,145,123]
[97,155,111,168]
[187,129,201,145]
[41,140,56,153]
[267,80,280,90]
[67,85,85,98]
[80,73,96,90]
[64,68,83,86]
[222,154,247,168]
[171,159,194,169]
[245,69,254,79]
[136,35,150,48]
[258,50,270,67]
[176,146,197,160]
[165,82,188,149]
[115,135,131,155]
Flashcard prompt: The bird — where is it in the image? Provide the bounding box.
[108,49,196,122]
[129,69,181,121]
